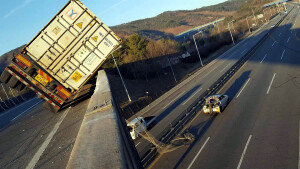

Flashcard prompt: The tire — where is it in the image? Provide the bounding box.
[0,70,12,83]
[7,76,20,89]
[16,83,26,91]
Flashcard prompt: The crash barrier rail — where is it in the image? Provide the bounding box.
[141,6,293,167]
[67,70,143,169]
[0,91,36,114]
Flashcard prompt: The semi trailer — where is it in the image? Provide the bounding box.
[0,0,122,110]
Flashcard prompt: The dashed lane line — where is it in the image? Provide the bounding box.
[260,54,267,63]
[187,137,210,169]
[236,78,251,98]
[267,73,276,94]
[25,107,71,169]
[237,135,252,169]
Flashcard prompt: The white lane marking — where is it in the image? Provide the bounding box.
[26,107,71,169]
[287,37,290,43]
[281,49,286,60]
[272,41,276,46]
[220,63,230,72]
[260,54,268,63]
[237,135,252,169]
[187,137,210,169]
[236,78,251,98]
[182,88,202,105]
[163,94,182,109]
[135,142,141,147]
[11,100,42,121]
[203,66,218,78]
[267,73,276,94]
[241,49,247,54]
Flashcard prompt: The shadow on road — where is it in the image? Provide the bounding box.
[223,70,252,99]
[172,70,252,168]
[155,84,202,124]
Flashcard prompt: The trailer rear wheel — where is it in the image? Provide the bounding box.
[7,76,20,89]
[16,83,26,91]
[0,70,12,83]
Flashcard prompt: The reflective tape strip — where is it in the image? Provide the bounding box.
[6,67,60,109]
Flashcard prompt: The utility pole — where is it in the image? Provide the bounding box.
[167,58,177,83]
[193,31,204,66]
[263,9,268,23]
[228,23,235,45]
[246,17,251,33]
[252,9,258,26]
[230,20,236,32]
[112,47,132,102]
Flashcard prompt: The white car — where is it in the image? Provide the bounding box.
[127,116,156,140]
[202,94,229,114]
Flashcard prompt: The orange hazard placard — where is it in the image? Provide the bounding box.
[38,69,53,82]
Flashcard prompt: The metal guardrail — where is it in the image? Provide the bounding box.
[141,7,293,167]
[0,91,36,114]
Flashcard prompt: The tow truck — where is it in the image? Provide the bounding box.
[202,94,229,114]
[127,116,156,140]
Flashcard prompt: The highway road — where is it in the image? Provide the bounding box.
[0,96,89,169]
[149,4,300,169]
[0,4,297,169]
[131,5,295,164]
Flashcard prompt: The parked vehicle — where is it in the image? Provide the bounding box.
[127,116,156,140]
[0,0,121,110]
[202,94,229,114]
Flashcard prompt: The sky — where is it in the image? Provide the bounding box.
[0,0,227,56]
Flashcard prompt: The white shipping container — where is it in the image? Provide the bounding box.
[25,0,121,91]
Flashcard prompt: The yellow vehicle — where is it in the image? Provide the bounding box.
[202,94,229,114]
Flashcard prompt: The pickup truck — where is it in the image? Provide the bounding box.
[0,0,121,111]
[127,116,156,140]
[202,94,229,114]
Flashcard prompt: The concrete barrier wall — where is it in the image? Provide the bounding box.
[67,70,142,169]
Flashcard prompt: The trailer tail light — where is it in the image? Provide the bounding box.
[15,54,32,68]
[56,85,71,100]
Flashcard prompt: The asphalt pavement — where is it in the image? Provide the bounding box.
[0,97,90,169]
[132,6,293,164]
[150,4,300,169]
[0,4,298,169]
